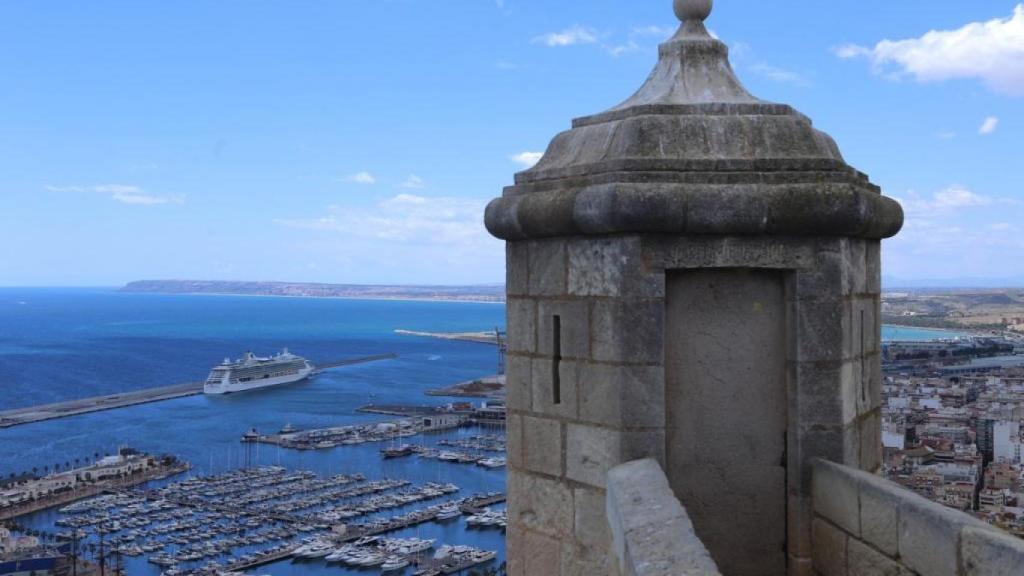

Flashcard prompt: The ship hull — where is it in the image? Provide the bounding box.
[204,367,314,395]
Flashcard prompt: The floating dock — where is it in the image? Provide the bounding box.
[0,353,397,429]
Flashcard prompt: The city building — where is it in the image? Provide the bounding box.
[0,451,157,508]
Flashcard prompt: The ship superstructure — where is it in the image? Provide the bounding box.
[203,349,314,395]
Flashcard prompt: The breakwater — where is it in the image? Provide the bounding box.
[0,353,397,429]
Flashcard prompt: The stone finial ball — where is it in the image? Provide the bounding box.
[674,0,713,22]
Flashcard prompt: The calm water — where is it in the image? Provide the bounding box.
[880,325,969,341]
[0,289,966,574]
[0,289,506,575]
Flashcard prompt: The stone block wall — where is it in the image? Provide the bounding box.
[505,233,885,575]
[606,459,721,576]
[811,459,1024,576]
[505,235,666,576]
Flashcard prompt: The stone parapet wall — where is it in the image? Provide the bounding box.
[811,459,1024,576]
[606,459,721,576]
[504,234,885,576]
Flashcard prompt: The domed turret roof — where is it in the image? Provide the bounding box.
[486,0,903,241]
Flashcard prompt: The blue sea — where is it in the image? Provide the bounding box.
[881,324,969,342]
[0,288,506,575]
[0,288,967,574]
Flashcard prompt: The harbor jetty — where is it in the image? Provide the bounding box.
[356,405,449,417]
[243,413,468,451]
[394,329,500,345]
[0,353,397,429]
[424,374,504,398]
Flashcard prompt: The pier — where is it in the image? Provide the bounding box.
[356,404,448,417]
[0,353,398,429]
[459,493,506,515]
[394,329,500,345]
[34,464,503,574]
[222,544,300,572]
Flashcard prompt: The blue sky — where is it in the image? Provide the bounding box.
[0,0,1021,287]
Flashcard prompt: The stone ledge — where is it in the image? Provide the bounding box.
[606,459,721,576]
[961,526,1024,575]
[571,102,798,128]
[486,182,903,241]
[812,459,1021,576]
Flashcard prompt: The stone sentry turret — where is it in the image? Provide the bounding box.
[486,1,904,575]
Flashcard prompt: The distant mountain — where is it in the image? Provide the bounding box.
[883,275,1024,290]
[121,280,506,302]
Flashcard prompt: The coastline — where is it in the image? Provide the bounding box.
[120,290,506,305]
[882,323,983,337]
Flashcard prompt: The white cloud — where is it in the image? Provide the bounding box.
[400,175,426,189]
[275,194,491,246]
[510,151,543,168]
[833,44,870,59]
[388,193,428,206]
[729,42,751,58]
[724,41,807,86]
[606,41,640,57]
[631,25,676,38]
[274,194,503,283]
[896,186,992,217]
[532,25,598,47]
[347,171,376,185]
[979,116,1000,135]
[532,23,678,58]
[749,63,808,86]
[936,130,956,140]
[835,5,1024,96]
[45,184,184,205]
[885,185,1024,281]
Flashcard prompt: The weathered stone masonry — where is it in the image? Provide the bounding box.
[488,2,903,575]
[502,233,891,576]
[812,459,1024,576]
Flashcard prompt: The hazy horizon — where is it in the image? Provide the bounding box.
[1,1,1021,286]
[3,277,1024,291]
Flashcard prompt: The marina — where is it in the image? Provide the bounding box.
[1,453,192,522]
[7,418,508,575]
[0,354,398,429]
[40,467,503,576]
[0,291,510,575]
[244,412,474,451]
[243,423,509,470]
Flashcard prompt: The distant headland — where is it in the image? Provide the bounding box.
[121,280,506,303]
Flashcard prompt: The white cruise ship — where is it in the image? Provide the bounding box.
[203,349,314,395]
